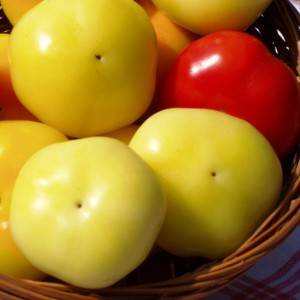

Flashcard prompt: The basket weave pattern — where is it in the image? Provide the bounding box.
[0,0,299,299]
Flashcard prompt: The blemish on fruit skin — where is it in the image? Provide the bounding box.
[211,171,217,177]
[95,54,102,61]
[75,201,83,209]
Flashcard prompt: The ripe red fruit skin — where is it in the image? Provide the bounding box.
[159,31,300,158]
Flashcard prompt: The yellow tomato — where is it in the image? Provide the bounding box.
[9,0,157,137]
[152,0,272,34]
[104,125,139,144]
[130,109,282,258]
[0,121,66,278]
[10,137,165,288]
[137,0,195,83]
[0,34,35,121]
[1,0,42,25]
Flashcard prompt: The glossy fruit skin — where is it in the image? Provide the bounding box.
[130,109,282,258]
[136,0,194,83]
[0,121,66,279]
[10,137,166,288]
[152,0,272,34]
[9,0,157,137]
[0,34,35,120]
[1,0,42,25]
[160,31,300,157]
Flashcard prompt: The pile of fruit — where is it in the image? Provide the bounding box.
[0,0,299,290]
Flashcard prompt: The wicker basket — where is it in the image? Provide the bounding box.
[0,0,299,299]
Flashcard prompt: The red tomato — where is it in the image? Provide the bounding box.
[159,31,300,158]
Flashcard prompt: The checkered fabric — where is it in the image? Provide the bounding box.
[290,0,300,11]
[208,226,300,300]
